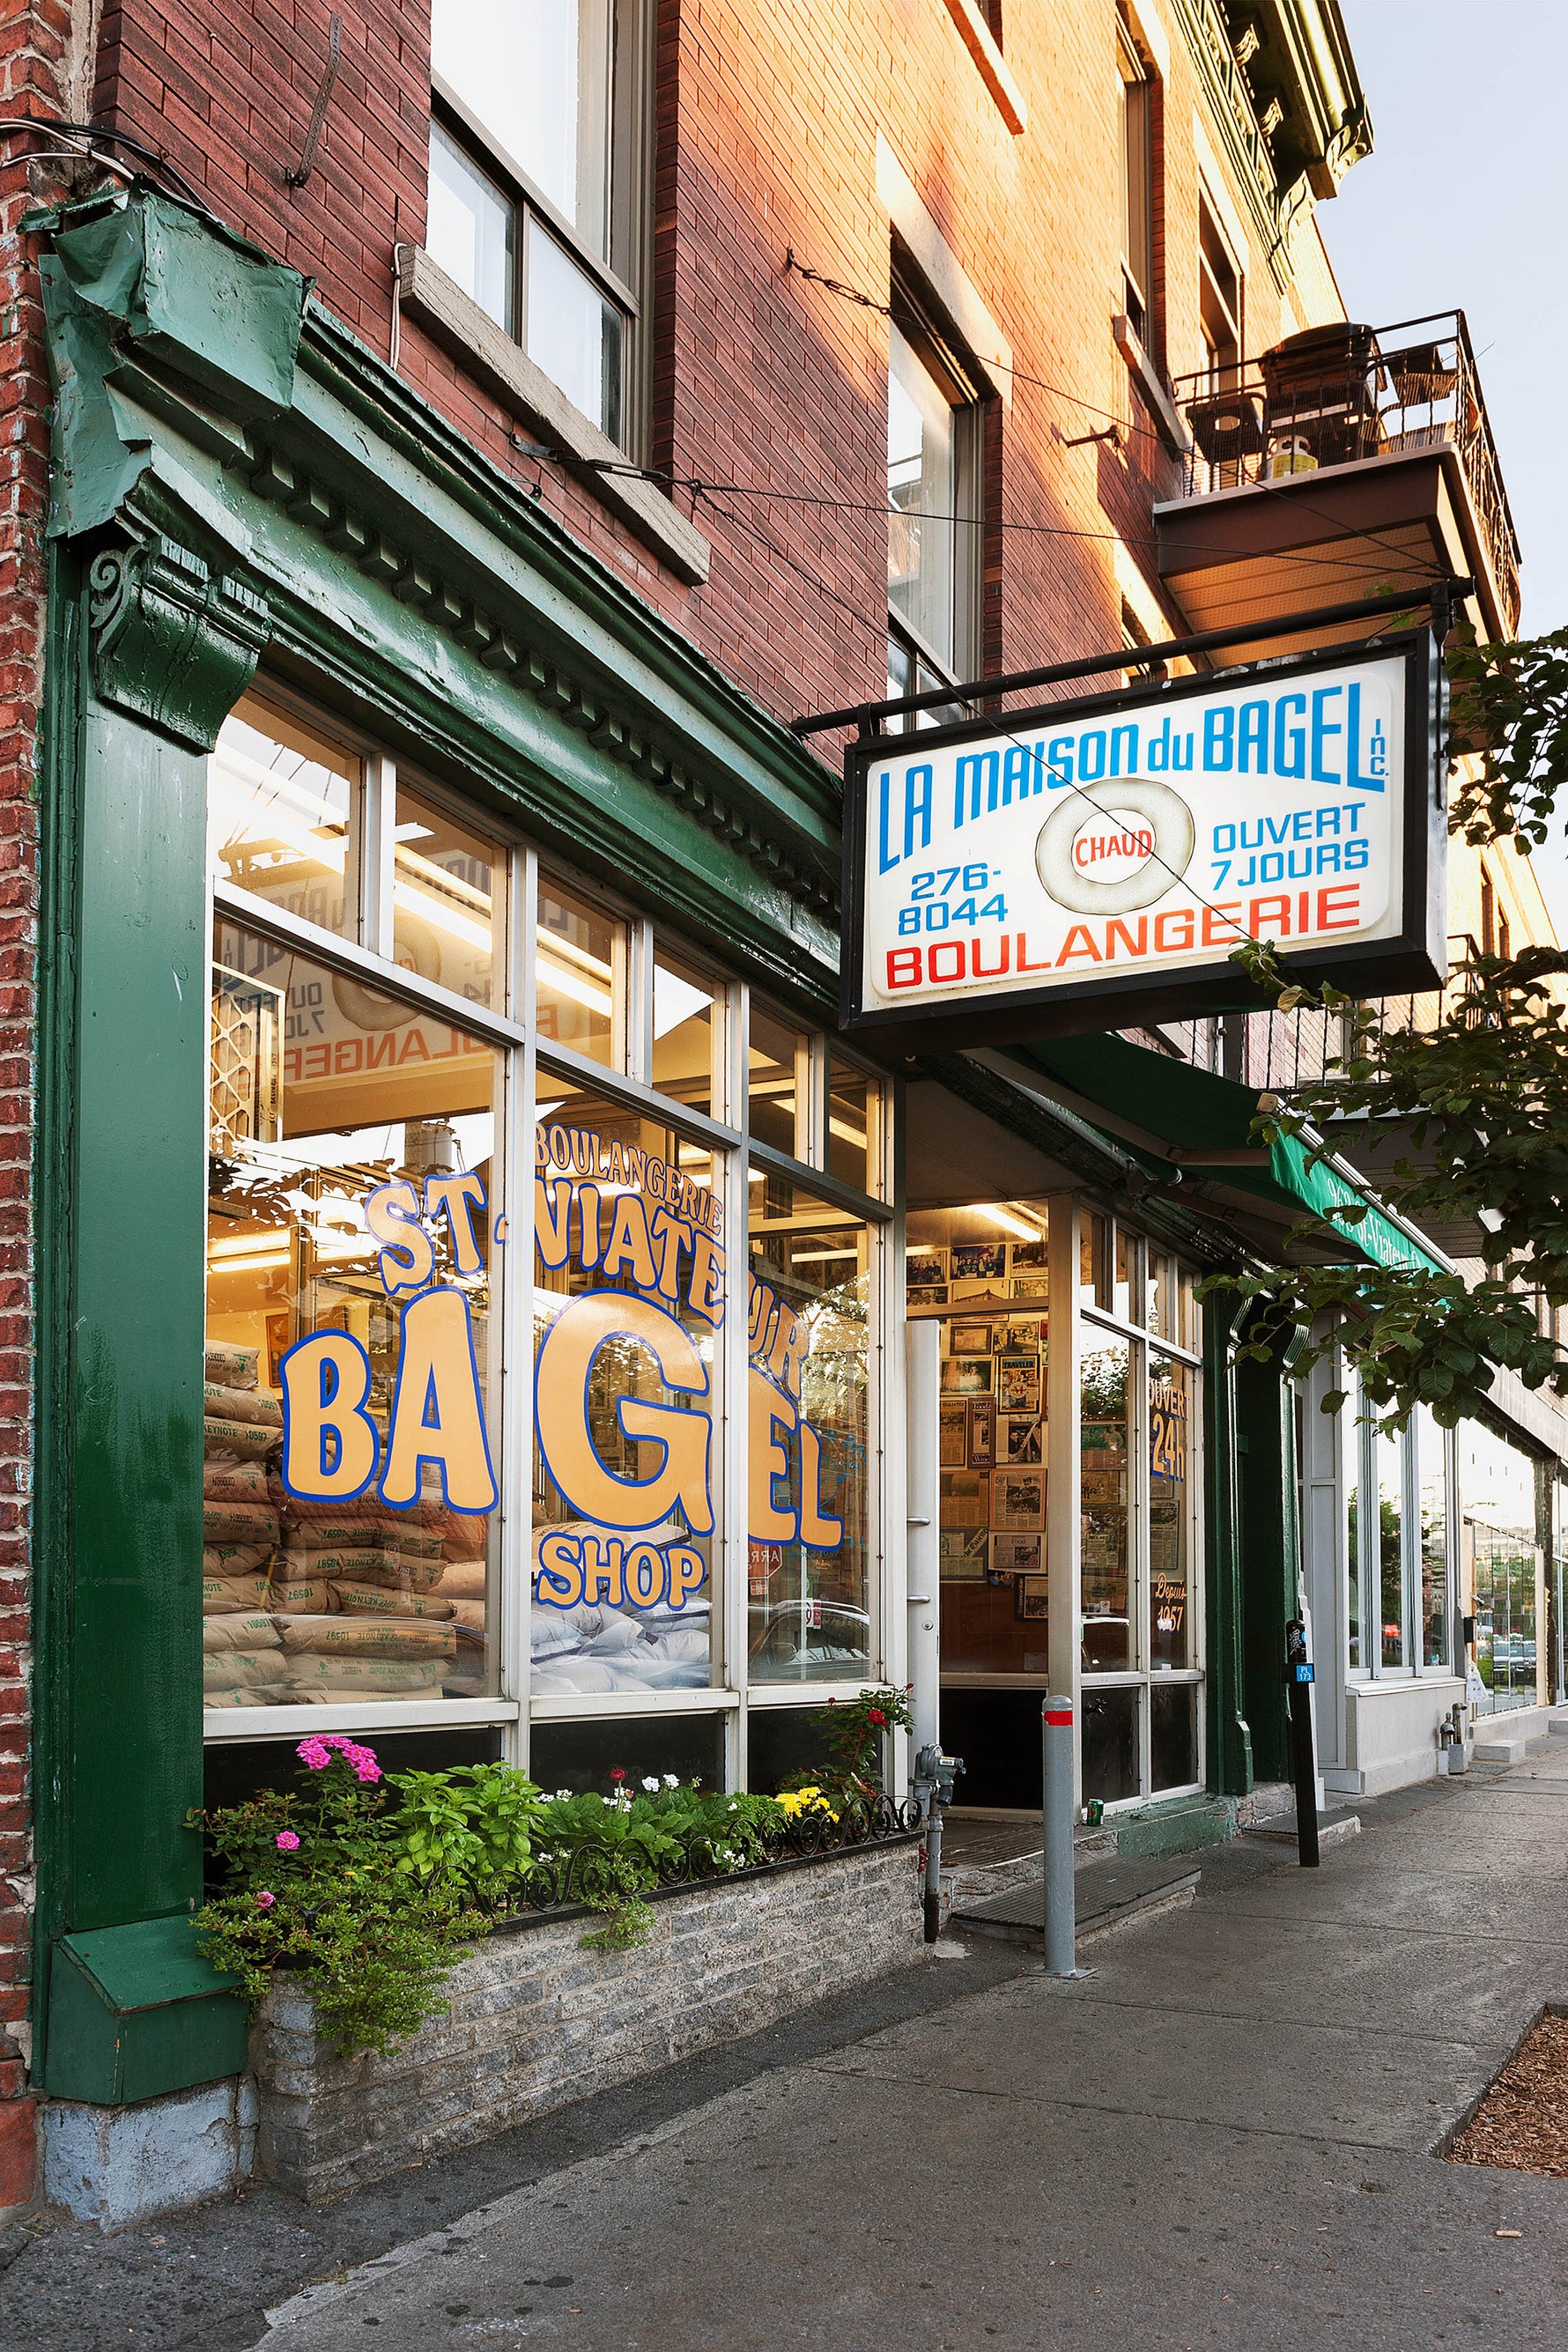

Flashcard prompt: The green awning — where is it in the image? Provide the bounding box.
[1004,1033,1445,1276]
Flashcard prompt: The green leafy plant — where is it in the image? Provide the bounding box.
[189,1735,480,2056]
[387,1762,545,1900]
[778,1684,914,1807]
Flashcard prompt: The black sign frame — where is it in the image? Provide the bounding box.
[839,631,1446,1052]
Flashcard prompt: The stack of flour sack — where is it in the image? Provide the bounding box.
[202,1342,490,1708]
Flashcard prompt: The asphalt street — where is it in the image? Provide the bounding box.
[7,1747,1568,2350]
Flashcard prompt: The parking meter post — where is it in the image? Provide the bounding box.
[1042,1695,1076,1974]
[914,1743,963,1943]
[1285,1618,1320,1869]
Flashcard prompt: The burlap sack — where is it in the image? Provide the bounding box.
[203,1651,279,1692]
[268,1574,335,1615]
[277,1614,455,1660]
[287,1546,444,1594]
[203,1382,282,1429]
[202,1572,275,1615]
[333,1582,455,1622]
[203,1614,283,1656]
[203,1459,270,1504]
[448,1598,486,1633]
[274,1656,447,1694]
[203,1416,277,1462]
[204,1542,274,1579]
[203,1500,281,1545]
[204,1344,259,1391]
[433,1558,486,1600]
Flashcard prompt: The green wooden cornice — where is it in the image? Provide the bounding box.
[1170,0,1372,290]
[33,182,845,1006]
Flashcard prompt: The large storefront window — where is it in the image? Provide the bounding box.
[908,1194,1202,1808]
[1343,1384,1453,1686]
[205,687,890,1766]
[1460,1422,1542,1715]
[207,918,501,1712]
[747,1170,872,1682]
[531,1096,721,1698]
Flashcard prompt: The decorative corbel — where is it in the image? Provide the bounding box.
[86,533,270,751]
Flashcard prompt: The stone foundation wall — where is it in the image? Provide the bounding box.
[253,1837,923,2200]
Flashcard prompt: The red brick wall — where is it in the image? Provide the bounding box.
[84,1,1350,751]
[0,0,76,2218]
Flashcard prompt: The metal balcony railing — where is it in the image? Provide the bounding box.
[1172,314,1521,634]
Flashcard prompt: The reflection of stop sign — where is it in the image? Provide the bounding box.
[1069,812,1157,887]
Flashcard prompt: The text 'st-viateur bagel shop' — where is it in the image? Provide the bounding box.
[840,633,1446,1047]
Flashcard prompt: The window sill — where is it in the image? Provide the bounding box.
[1112,314,1192,458]
[941,0,1027,134]
[396,244,711,586]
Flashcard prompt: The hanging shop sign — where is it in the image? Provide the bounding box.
[841,632,1445,1047]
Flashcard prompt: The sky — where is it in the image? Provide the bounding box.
[1324,0,1568,925]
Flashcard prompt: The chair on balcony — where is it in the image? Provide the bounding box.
[1186,388,1265,472]
[1260,322,1382,474]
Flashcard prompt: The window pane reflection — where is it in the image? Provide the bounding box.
[532,1096,720,1695]
[1082,1685,1139,1806]
[537,872,618,1064]
[1081,1336,1130,1670]
[827,1054,871,1193]
[749,1004,803,1158]
[1150,1355,1191,1668]
[748,1166,870,1683]
[1417,1405,1448,1668]
[1377,1422,1407,1668]
[652,943,717,1120]
[206,921,499,1712]
[393,788,496,1008]
[210,697,359,937]
[427,121,514,330]
[526,217,622,442]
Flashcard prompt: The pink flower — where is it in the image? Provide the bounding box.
[275,1831,300,1851]
[255,1890,275,1911]
[297,1738,331,1771]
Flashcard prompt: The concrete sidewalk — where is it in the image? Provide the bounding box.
[11,1749,1568,2349]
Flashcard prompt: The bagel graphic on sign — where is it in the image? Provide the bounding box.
[1034,779,1195,916]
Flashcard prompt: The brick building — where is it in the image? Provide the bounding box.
[0,0,1557,2223]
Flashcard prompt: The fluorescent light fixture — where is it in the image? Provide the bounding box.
[536,950,613,1016]
[973,1204,1044,1241]
[827,1116,868,1149]
[391,876,491,954]
[208,1250,289,1274]
[791,1247,858,1263]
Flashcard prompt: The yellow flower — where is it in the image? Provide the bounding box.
[777,1786,839,1822]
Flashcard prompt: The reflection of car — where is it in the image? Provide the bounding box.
[1490,1636,1537,1669]
[1081,1612,1130,1670]
[749,1600,870,1673]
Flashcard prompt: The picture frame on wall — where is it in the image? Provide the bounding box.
[1001,1412,1043,1466]
[906,1248,949,1289]
[1007,1237,1047,1272]
[906,1283,949,1307]
[938,1529,987,1579]
[951,1277,1010,1302]
[996,1354,1041,1413]
[992,1532,1041,1579]
[1001,1320,1044,1353]
[990,1468,1045,1531]
[950,1322,993,1355]
[940,1469,988,1527]
[941,1355,993,1395]
[1010,1275,1049,1300]
[1014,1573,1051,1622]
[938,1401,969,1468]
[967,1394,996,1468]
[951,1239,1006,1282]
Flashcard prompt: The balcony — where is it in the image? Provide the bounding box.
[1156,314,1521,652]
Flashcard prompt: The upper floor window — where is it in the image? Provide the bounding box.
[1116,16,1154,343]
[427,0,646,448]
[886,268,983,727]
[1198,193,1242,388]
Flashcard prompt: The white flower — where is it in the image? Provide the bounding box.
[554,1788,572,1800]
[642,1776,660,1792]
[662,1773,679,1789]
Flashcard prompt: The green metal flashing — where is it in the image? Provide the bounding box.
[33,181,847,1012]
[46,1919,248,2106]
[1004,1034,1444,1276]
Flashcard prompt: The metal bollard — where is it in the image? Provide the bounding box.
[1041,1694,1076,1975]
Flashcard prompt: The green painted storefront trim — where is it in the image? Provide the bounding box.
[27,184,885,2101]
[46,1919,248,2107]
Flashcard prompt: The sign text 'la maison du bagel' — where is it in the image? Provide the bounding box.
[840,633,1446,1048]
